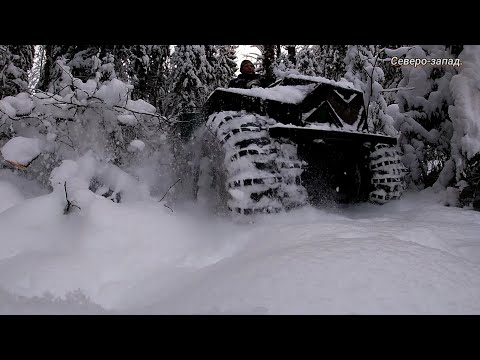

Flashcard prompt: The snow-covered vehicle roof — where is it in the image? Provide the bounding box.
[204,74,368,132]
[213,74,361,106]
[221,84,315,105]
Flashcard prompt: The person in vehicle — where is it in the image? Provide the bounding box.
[228,59,270,89]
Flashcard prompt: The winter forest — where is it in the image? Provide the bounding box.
[1,45,480,314]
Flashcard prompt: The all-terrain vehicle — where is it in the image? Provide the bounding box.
[179,74,408,215]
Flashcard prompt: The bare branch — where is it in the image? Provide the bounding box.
[63,181,81,214]
[57,137,75,149]
[25,153,41,167]
[2,159,28,170]
[158,178,181,203]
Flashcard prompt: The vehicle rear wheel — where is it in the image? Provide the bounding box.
[369,143,408,204]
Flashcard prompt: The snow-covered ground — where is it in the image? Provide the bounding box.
[1,168,480,314]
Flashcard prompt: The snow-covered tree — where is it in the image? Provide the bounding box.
[250,45,276,85]
[89,45,171,112]
[312,45,348,80]
[162,45,214,119]
[213,45,238,88]
[36,45,85,92]
[65,46,101,81]
[271,45,296,74]
[0,56,171,194]
[97,45,132,83]
[387,45,460,189]
[379,45,410,105]
[444,45,480,204]
[0,45,34,99]
[295,45,322,76]
[127,45,150,101]
[344,45,396,136]
[142,45,170,111]
[285,45,296,66]
[204,45,220,92]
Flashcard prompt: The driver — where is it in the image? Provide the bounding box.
[228,59,270,89]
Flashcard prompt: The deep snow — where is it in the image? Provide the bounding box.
[1,168,480,314]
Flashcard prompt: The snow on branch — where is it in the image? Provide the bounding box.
[0,57,173,189]
[381,86,415,93]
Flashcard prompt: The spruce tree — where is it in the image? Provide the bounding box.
[295,45,322,76]
[163,45,213,119]
[0,45,35,98]
[387,45,459,189]
[312,45,348,81]
[214,45,238,88]
[344,45,396,135]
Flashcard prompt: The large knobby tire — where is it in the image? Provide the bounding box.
[196,110,307,216]
[369,143,408,204]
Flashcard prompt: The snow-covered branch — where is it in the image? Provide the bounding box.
[381,86,415,93]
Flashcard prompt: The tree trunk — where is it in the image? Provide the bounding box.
[37,45,53,91]
[276,45,281,58]
[36,45,70,91]
[262,45,275,85]
[287,45,296,65]
[446,45,463,57]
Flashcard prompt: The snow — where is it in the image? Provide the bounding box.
[0,100,17,117]
[384,46,413,58]
[222,84,316,104]
[72,79,97,99]
[126,99,156,114]
[128,140,145,152]
[0,180,24,213]
[1,172,480,314]
[1,93,35,116]
[0,169,49,200]
[96,78,129,107]
[286,73,358,91]
[270,122,392,137]
[1,136,42,165]
[449,45,480,160]
[1,45,480,314]
[221,76,358,105]
[49,153,151,204]
[117,114,138,126]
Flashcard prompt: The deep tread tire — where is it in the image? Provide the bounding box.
[197,110,307,215]
[369,143,408,204]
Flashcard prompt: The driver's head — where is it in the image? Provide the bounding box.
[240,60,255,75]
